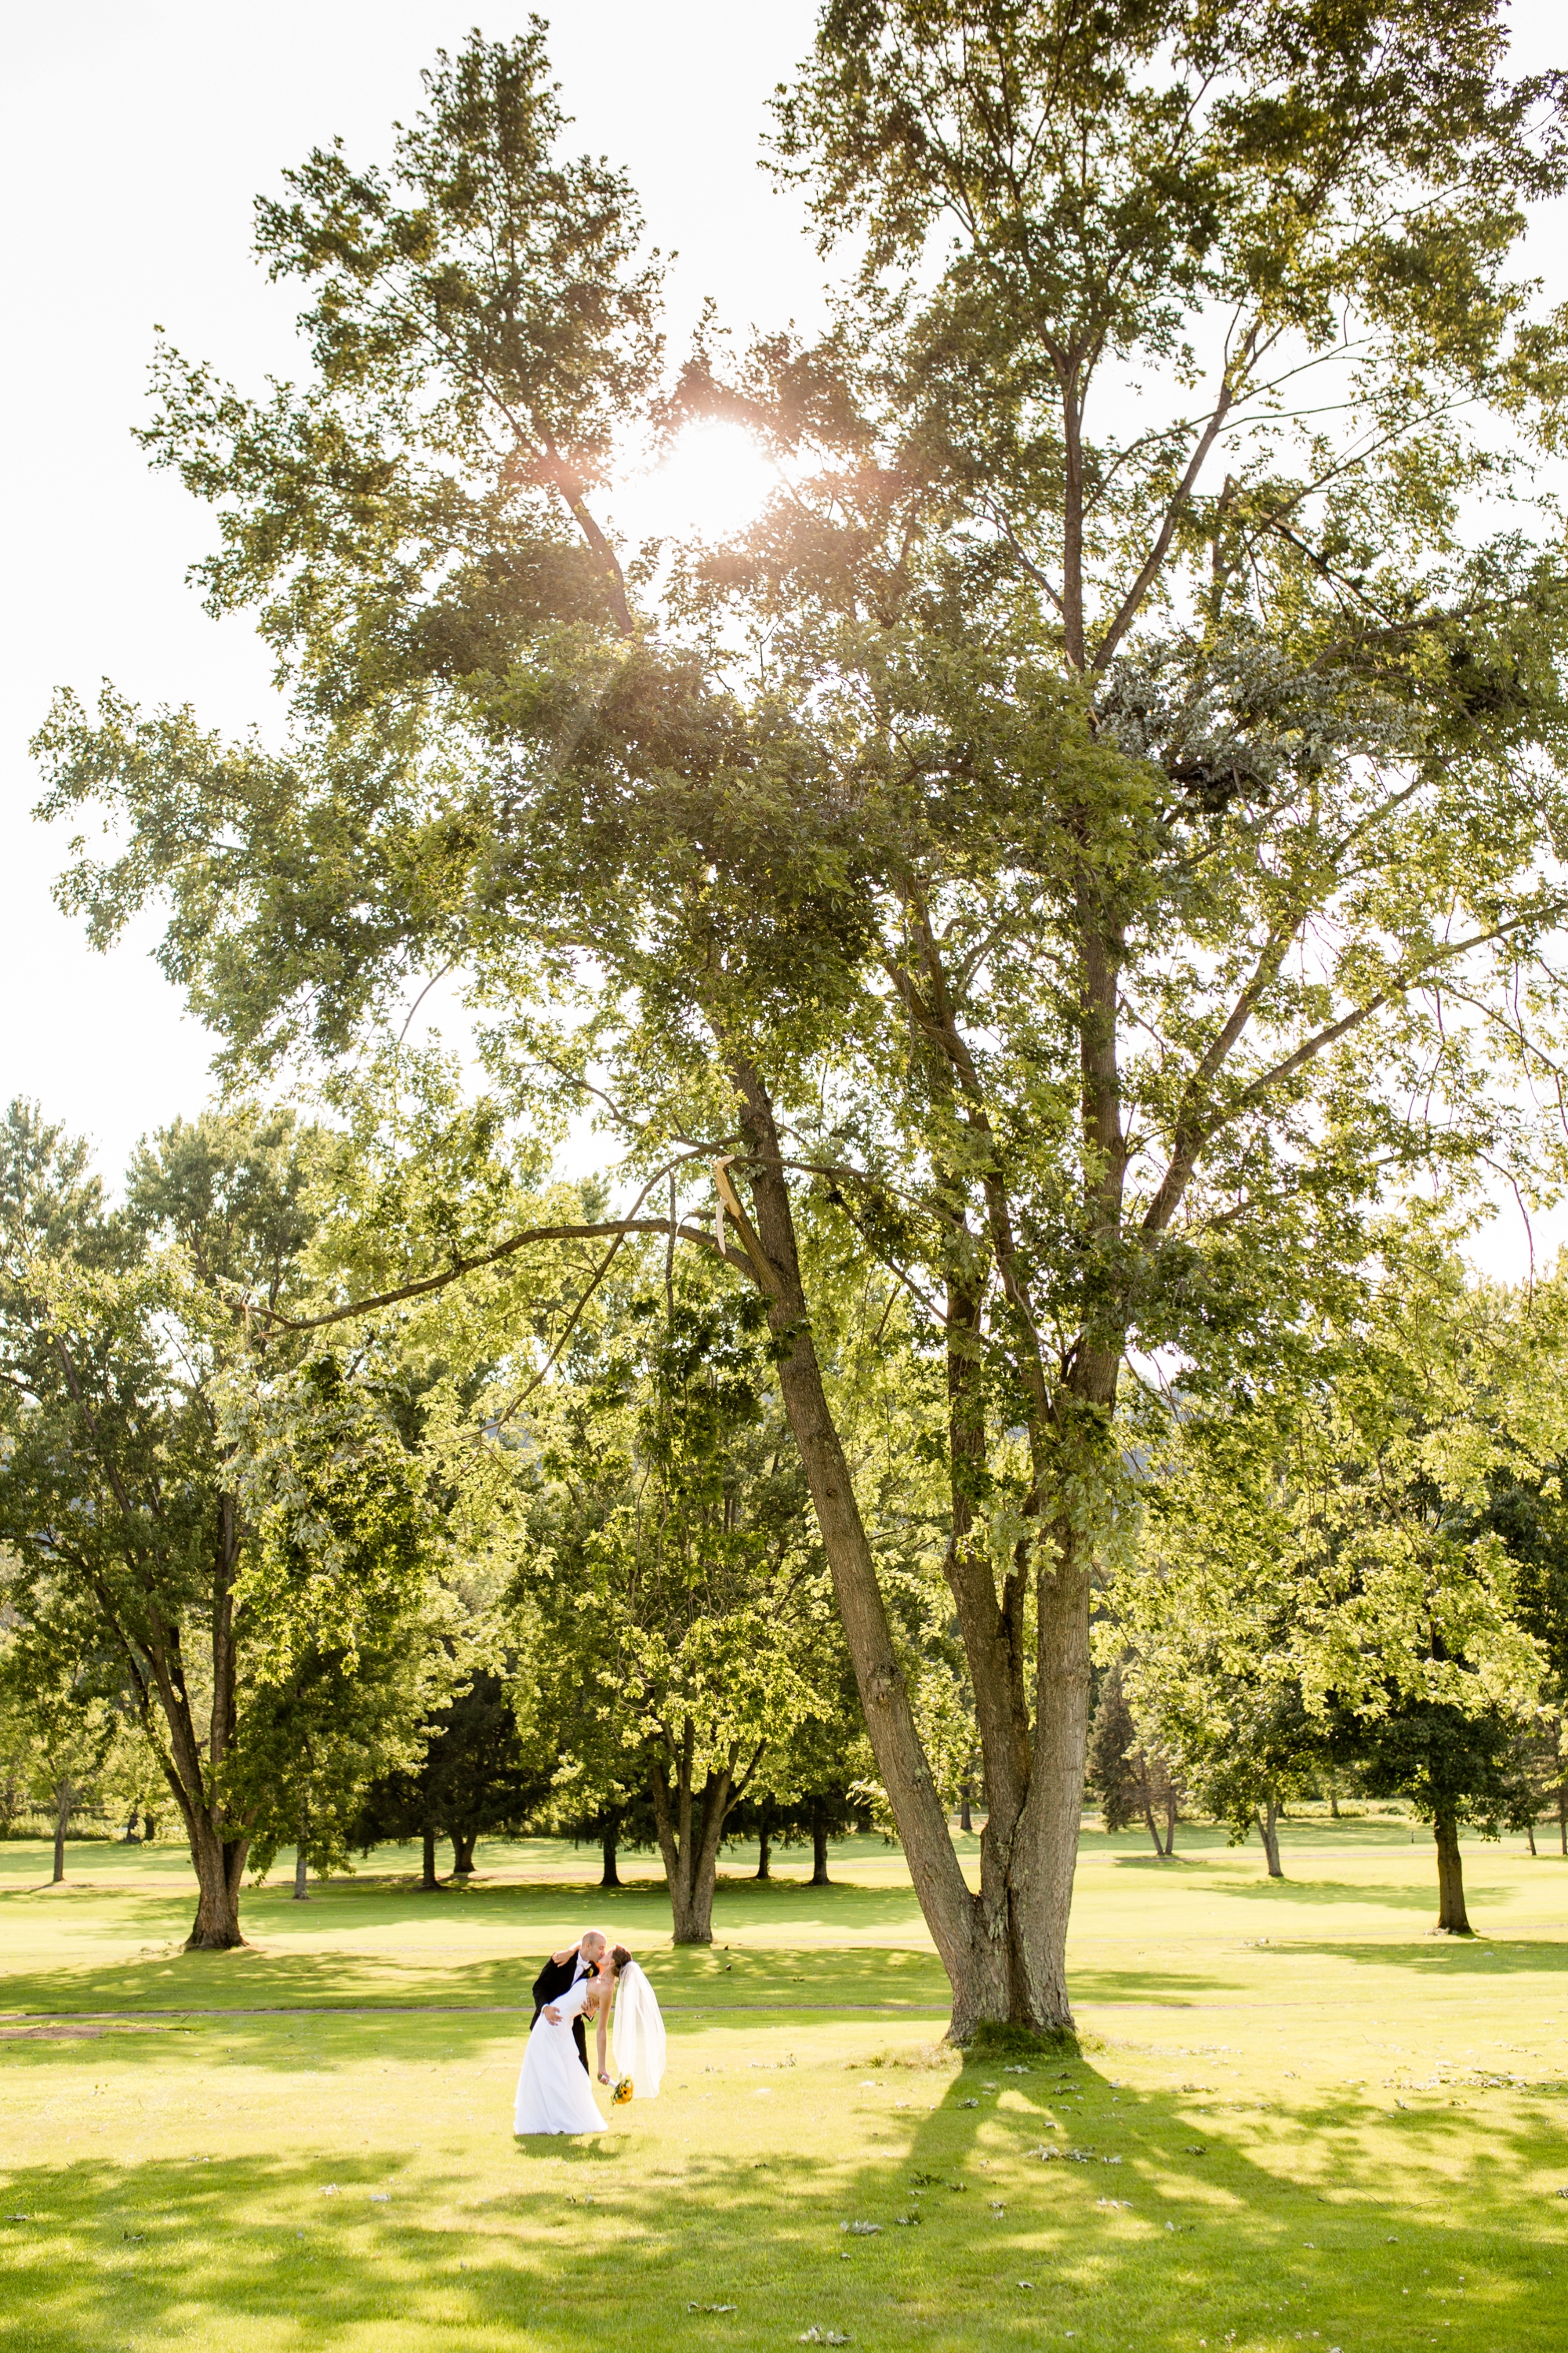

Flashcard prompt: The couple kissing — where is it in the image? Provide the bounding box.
[514,1928,666,2135]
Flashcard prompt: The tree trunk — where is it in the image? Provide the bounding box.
[959,1785,973,1834]
[52,1777,72,1883]
[731,1055,1105,2035]
[1162,1789,1177,1857]
[1141,1794,1163,1856]
[600,1825,621,1889]
[733,1073,979,1983]
[1434,1814,1472,1934]
[420,1828,440,1891]
[755,1814,771,1881]
[1559,1781,1566,1856]
[143,1813,156,1843]
[180,1489,249,1948]
[451,1832,476,1877]
[649,1727,746,1944]
[1256,1794,1283,1879]
[1526,1817,1537,1856]
[811,1798,831,1886]
[292,1799,310,1901]
[1327,1771,1341,1820]
[186,1813,249,1948]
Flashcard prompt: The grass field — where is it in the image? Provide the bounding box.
[1,1817,1565,2352]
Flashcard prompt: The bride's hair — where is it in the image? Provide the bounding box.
[608,1944,633,1973]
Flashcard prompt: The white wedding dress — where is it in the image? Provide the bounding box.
[611,1959,666,2097]
[513,1974,605,2135]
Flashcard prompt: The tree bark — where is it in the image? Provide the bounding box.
[1434,1814,1472,1933]
[649,1725,746,1944]
[187,1812,249,1948]
[1526,1817,1537,1856]
[755,1813,771,1881]
[52,1777,72,1883]
[811,1798,831,1886]
[1559,1782,1566,1856]
[1163,1788,1178,1857]
[451,1832,476,1877]
[1256,1794,1283,1879]
[729,1062,1018,2024]
[292,1799,310,1901]
[143,1813,156,1843]
[959,1785,973,1834]
[1141,1795,1163,1855]
[730,1054,1099,2037]
[600,1825,621,1889]
[420,1828,440,1891]
[180,1488,249,1948]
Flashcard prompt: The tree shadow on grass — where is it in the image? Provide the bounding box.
[0,1942,956,2034]
[1286,1937,1568,1977]
[1058,1965,1248,2004]
[0,1872,958,2021]
[1,2047,1565,2353]
[815,2039,1568,2349]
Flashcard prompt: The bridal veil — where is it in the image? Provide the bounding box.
[611,1959,666,2096]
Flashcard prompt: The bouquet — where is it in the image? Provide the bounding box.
[612,2075,634,2106]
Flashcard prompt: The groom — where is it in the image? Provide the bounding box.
[531,1929,605,2075]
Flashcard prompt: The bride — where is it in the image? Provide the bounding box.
[513,1944,666,2134]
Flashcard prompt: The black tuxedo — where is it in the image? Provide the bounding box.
[532,1952,590,2073]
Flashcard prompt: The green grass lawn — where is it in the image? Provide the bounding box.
[1,1818,1565,2351]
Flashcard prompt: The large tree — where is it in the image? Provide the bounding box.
[1131,1228,1554,1928]
[34,11,1568,2030]
[0,1103,442,1946]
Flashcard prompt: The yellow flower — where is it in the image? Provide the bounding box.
[613,2076,634,2105]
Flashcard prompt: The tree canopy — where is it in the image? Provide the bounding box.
[31,5,1568,2029]
[0,1102,446,1945]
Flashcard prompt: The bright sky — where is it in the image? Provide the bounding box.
[2,2,1564,1277]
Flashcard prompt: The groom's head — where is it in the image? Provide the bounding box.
[579,1930,607,1966]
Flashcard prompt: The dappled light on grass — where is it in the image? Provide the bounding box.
[0,1828,1565,2347]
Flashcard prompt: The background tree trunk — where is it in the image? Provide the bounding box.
[755,1812,771,1881]
[1559,1783,1566,1856]
[1526,1817,1537,1856]
[1162,1790,1177,1857]
[600,1825,621,1889]
[292,1799,310,1901]
[52,1777,72,1883]
[186,1816,247,1947]
[811,1798,830,1886]
[451,1831,476,1877]
[649,1741,737,1944]
[142,1813,156,1843]
[1257,1796,1283,1878]
[1434,1815,1472,1933]
[959,1785,973,1834]
[420,1828,440,1891]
